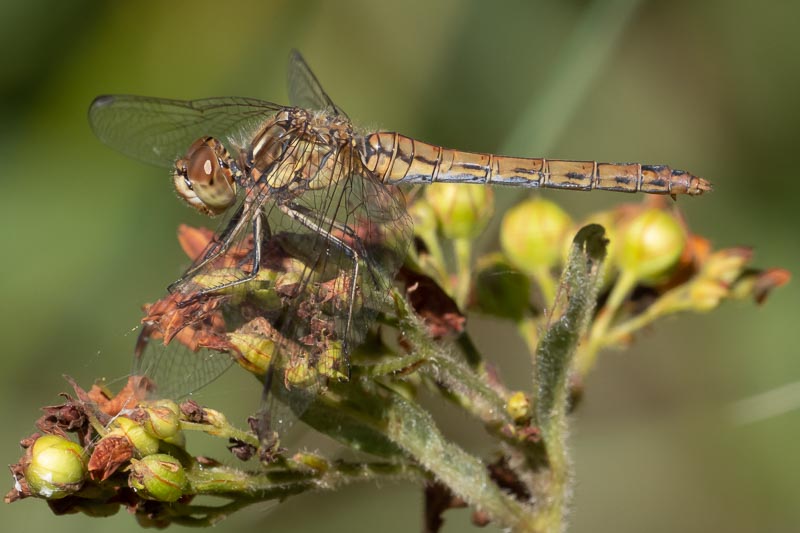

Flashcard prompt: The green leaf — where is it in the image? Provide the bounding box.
[535,224,607,439]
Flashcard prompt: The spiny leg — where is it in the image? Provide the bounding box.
[168,203,249,293]
[177,207,267,305]
[279,202,362,355]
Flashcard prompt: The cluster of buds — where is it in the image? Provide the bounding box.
[3,379,269,524]
[407,185,789,380]
[5,377,424,527]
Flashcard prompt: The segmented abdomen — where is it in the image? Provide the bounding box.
[361,132,710,196]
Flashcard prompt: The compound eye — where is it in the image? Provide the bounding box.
[172,138,237,216]
[187,144,219,186]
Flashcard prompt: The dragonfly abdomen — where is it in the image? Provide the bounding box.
[361,132,710,196]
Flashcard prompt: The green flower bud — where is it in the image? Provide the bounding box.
[128,454,188,502]
[294,452,329,473]
[200,407,229,428]
[250,269,283,311]
[617,209,686,283]
[408,197,438,240]
[506,391,532,423]
[425,183,494,239]
[113,417,160,456]
[501,198,573,274]
[285,355,318,388]
[228,328,276,376]
[317,341,348,381]
[142,400,181,440]
[25,435,86,499]
[688,278,729,311]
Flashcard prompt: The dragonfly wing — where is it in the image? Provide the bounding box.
[286,50,348,118]
[267,141,412,352]
[252,142,412,439]
[132,195,260,401]
[131,130,412,444]
[133,326,235,402]
[88,95,283,167]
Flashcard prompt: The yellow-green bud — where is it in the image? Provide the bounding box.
[317,341,348,381]
[112,417,160,456]
[408,197,438,239]
[506,391,532,423]
[142,400,181,440]
[227,328,276,376]
[251,269,283,311]
[285,355,318,388]
[617,209,686,283]
[688,279,729,311]
[294,452,329,473]
[128,454,188,502]
[501,198,573,274]
[25,435,86,499]
[425,182,494,239]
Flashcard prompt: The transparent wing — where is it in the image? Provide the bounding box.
[88,95,284,167]
[130,204,256,402]
[286,50,348,118]
[136,134,411,442]
[133,322,235,402]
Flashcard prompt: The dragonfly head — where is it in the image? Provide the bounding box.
[173,137,238,216]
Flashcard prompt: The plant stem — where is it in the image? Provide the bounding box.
[453,237,473,309]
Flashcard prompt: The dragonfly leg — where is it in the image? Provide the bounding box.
[176,208,266,306]
[279,202,362,356]
[168,203,249,293]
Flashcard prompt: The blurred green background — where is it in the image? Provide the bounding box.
[1,0,798,531]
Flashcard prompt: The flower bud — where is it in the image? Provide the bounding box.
[617,209,686,283]
[142,400,182,440]
[425,183,494,239]
[250,269,283,311]
[285,355,318,388]
[500,198,572,275]
[506,391,531,423]
[112,416,160,456]
[317,341,348,381]
[228,328,277,376]
[408,197,438,240]
[294,452,329,473]
[25,435,86,499]
[688,278,729,311]
[128,454,188,502]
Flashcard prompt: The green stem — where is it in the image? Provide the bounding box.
[179,415,260,449]
[453,237,473,309]
[381,386,539,531]
[186,460,423,498]
[154,460,426,526]
[392,289,511,428]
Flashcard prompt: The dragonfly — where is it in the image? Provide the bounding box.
[89,50,710,451]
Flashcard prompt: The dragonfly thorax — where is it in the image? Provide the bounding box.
[246,109,357,194]
[173,137,238,216]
